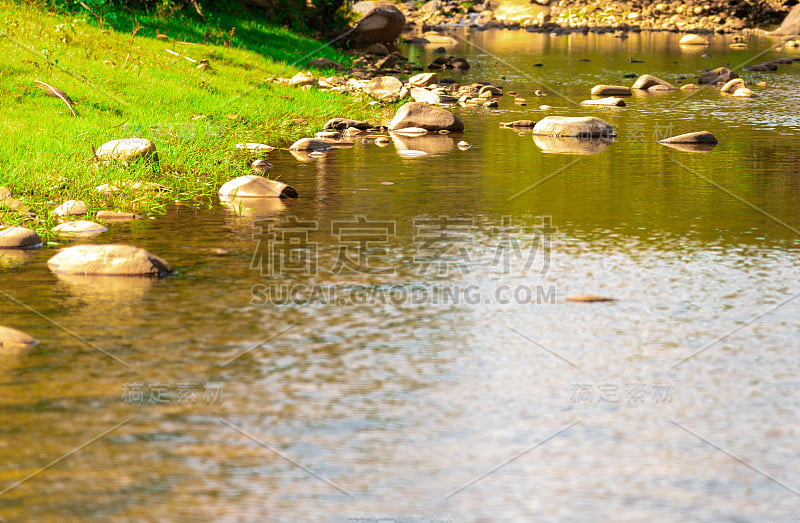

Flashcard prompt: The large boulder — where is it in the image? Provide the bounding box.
[354,5,405,44]
[96,138,158,162]
[532,116,616,138]
[388,102,464,132]
[218,175,298,199]
[47,244,174,277]
[769,4,800,35]
[698,67,738,85]
[0,226,42,249]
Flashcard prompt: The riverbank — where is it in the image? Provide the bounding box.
[0,2,386,237]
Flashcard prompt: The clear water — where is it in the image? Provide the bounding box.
[2,29,800,521]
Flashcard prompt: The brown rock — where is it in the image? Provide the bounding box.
[218,175,298,198]
[631,74,676,90]
[532,116,617,138]
[0,226,42,249]
[388,102,464,132]
[590,85,632,96]
[47,244,174,277]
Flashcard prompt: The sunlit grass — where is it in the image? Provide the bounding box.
[0,1,385,237]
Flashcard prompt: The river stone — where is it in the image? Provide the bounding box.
[219,175,298,199]
[354,5,405,43]
[236,143,275,152]
[388,102,464,132]
[532,116,616,138]
[680,84,701,90]
[393,127,429,137]
[421,32,457,46]
[323,118,373,131]
[47,244,174,277]
[96,210,143,221]
[0,226,42,249]
[698,67,738,85]
[409,73,439,87]
[52,200,88,217]
[732,87,759,98]
[96,138,158,162]
[52,220,108,237]
[590,85,632,96]
[364,76,404,100]
[410,87,442,104]
[533,136,613,155]
[289,138,332,151]
[0,326,38,350]
[631,74,676,90]
[769,4,800,35]
[397,149,428,157]
[679,34,710,45]
[580,97,626,107]
[502,120,537,127]
[720,78,746,94]
[251,159,272,172]
[658,131,718,144]
[289,72,316,87]
[478,85,503,97]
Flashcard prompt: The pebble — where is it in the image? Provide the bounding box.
[566,295,616,303]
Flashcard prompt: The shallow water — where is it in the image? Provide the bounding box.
[2,30,800,521]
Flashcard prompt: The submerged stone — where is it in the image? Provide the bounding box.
[52,220,108,237]
[0,325,38,350]
[658,131,718,144]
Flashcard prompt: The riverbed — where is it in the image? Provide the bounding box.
[2,29,799,521]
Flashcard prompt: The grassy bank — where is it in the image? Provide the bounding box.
[0,1,383,235]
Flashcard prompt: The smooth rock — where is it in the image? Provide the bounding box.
[96,138,158,162]
[590,85,632,96]
[289,72,317,87]
[393,127,429,137]
[0,226,42,249]
[323,118,373,131]
[680,84,701,90]
[236,143,275,152]
[289,138,332,151]
[420,32,457,46]
[52,200,88,217]
[363,76,404,100]
[457,140,471,150]
[391,133,453,155]
[410,87,442,105]
[679,34,710,45]
[251,159,273,172]
[532,116,617,138]
[478,85,502,97]
[409,72,439,87]
[0,326,38,350]
[501,120,537,127]
[96,211,143,221]
[47,244,174,277]
[396,149,429,158]
[658,131,718,144]
[52,220,108,237]
[720,79,746,94]
[580,97,626,107]
[388,102,464,132]
[698,67,738,85]
[218,175,298,199]
[631,74,676,90]
[355,5,405,43]
[732,87,759,98]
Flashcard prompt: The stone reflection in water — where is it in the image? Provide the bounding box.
[54,273,155,304]
[390,131,455,155]
[0,248,37,268]
[533,135,614,154]
[658,142,717,153]
[220,196,287,218]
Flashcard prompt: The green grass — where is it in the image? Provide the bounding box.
[0,1,385,238]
